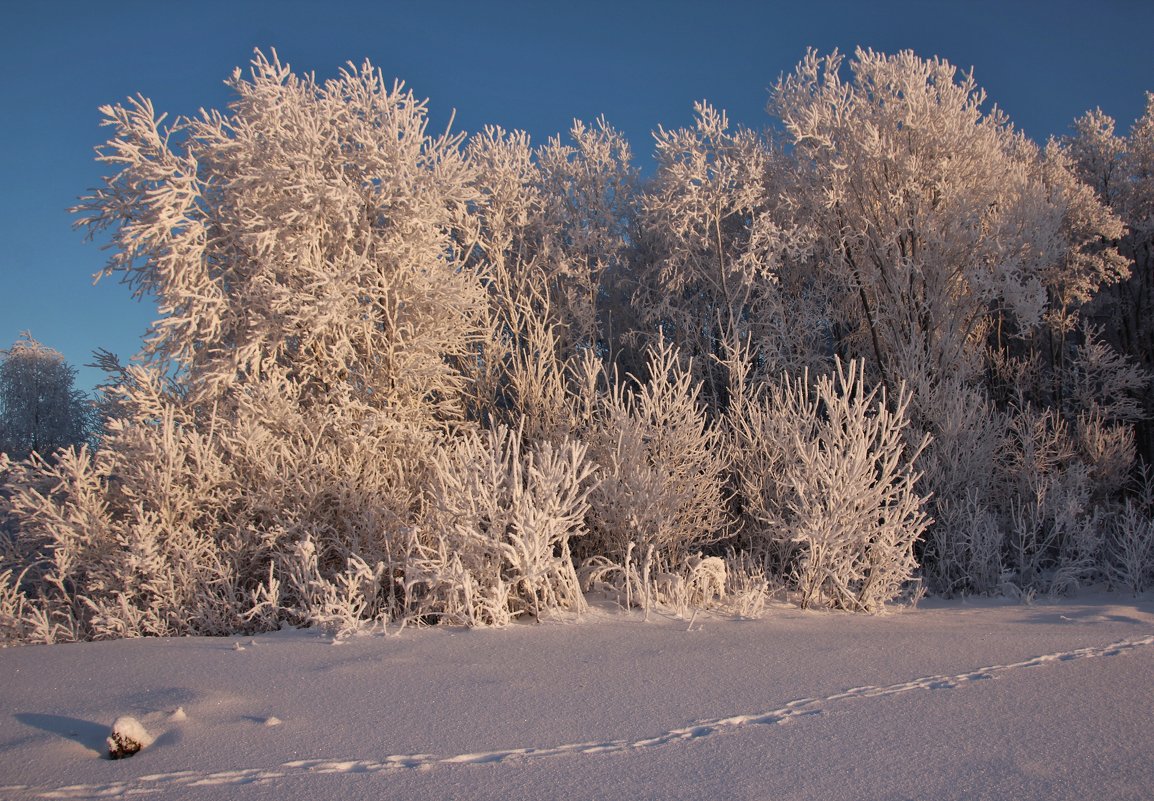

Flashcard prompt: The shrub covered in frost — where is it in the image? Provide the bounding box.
[730,358,930,611]
[582,338,729,564]
[414,424,595,625]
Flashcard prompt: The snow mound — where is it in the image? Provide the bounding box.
[106,716,154,760]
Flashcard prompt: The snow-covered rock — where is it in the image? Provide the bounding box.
[106,716,153,759]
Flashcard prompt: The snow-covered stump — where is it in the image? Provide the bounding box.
[106,716,153,759]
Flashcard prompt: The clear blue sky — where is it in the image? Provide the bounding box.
[2,0,1152,392]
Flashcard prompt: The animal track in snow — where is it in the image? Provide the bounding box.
[18,634,1154,799]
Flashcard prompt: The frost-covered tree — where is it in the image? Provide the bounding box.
[463,120,635,439]
[0,334,92,461]
[1065,107,1128,209]
[1066,95,1154,459]
[76,51,484,419]
[632,102,818,412]
[772,49,1126,396]
[582,337,729,563]
[2,50,496,640]
[769,50,1132,594]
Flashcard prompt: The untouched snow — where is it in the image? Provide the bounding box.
[1,594,1153,800]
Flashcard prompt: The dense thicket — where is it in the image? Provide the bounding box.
[2,48,1151,643]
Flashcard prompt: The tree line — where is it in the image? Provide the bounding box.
[2,48,1152,642]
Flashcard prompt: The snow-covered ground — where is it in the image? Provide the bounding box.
[1,593,1152,800]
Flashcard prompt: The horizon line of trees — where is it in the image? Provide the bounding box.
[2,47,1153,643]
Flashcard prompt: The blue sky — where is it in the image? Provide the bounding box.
[2,0,1152,392]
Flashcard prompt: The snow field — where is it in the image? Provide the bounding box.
[1,593,1153,800]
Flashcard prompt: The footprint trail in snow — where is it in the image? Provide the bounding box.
[9,634,1153,799]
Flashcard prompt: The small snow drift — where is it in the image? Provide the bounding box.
[106,716,153,760]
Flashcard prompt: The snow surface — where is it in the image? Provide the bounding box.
[1,593,1153,800]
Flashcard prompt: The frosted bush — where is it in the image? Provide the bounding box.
[418,424,595,625]
[721,553,773,619]
[730,358,930,612]
[583,339,729,563]
[1065,327,1147,425]
[261,539,389,639]
[1106,500,1154,594]
[0,568,32,643]
[1075,410,1137,503]
[1,408,243,641]
[1049,506,1104,596]
[925,491,1004,597]
[651,554,728,616]
[1002,407,1106,594]
[906,376,1007,595]
[580,545,769,620]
